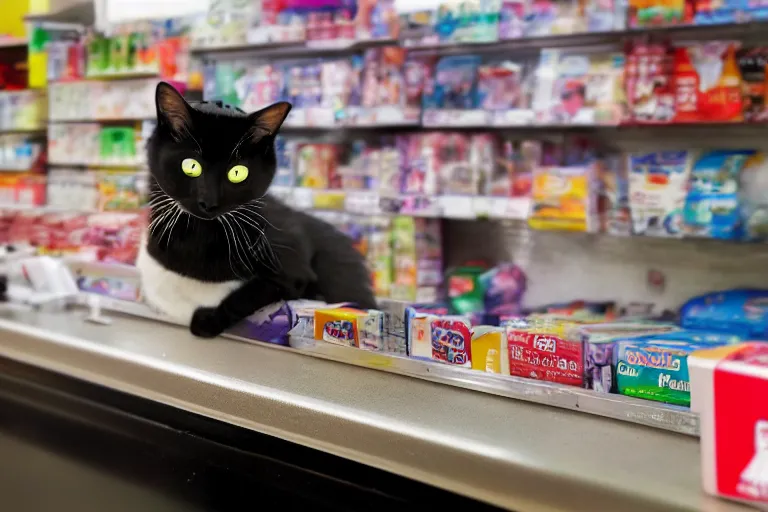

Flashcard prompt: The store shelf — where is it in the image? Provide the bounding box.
[0,308,745,512]
[193,20,768,61]
[49,161,146,170]
[0,204,96,213]
[270,186,531,220]
[24,1,94,26]
[191,38,396,59]
[49,118,154,124]
[287,334,698,435]
[0,38,27,49]
[0,127,46,135]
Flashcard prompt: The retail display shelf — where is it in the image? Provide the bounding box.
[0,168,37,173]
[271,186,532,220]
[0,38,27,49]
[0,127,46,135]
[278,119,768,133]
[48,161,146,170]
[50,72,160,84]
[286,335,700,436]
[0,204,96,213]
[192,20,768,61]
[190,37,397,59]
[0,308,741,512]
[68,290,696,436]
[48,118,155,124]
[24,1,94,26]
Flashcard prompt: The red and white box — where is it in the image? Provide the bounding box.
[689,343,768,505]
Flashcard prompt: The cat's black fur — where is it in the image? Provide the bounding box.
[147,82,376,338]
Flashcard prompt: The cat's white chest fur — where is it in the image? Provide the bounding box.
[136,245,243,324]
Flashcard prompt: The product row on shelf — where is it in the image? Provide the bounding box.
[0,90,46,132]
[0,168,145,212]
[189,0,762,51]
[48,80,165,121]
[205,40,768,128]
[296,281,765,409]
[46,19,192,83]
[47,121,153,167]
[0,134,45,172]
[0,207,434,302]
[272,132,768,241]
[47,169,146,212]
[0,209,143,264]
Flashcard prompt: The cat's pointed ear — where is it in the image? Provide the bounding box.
[249,102,292,138]
[156,82,192,136]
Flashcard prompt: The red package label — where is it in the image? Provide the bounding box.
[714,344,768,502]
[507,330,584,386]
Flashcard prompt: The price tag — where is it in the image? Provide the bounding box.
[472,197,492,218]
[400,195,441,217]
[292,187,314,210]
[376,106,420,126]
[490,197,531,220]
[284,108,307,127]
[491,109,535,127]
[344,107,376,126]
[345,190,380,215]
[313,191,346,210]
[307,107,336,127]
[423,109,490,127]
[439,195,474,219]
[268,185,293,203]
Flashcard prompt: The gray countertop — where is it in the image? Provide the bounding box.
[0,309,752,512]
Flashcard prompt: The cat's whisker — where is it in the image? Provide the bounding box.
[221,214,251,278]
[148,204,175,236]
[228,131,252,162]
[230,213,258,274]
[237,205,277,230]
[157,205,182,244]
[217,216,242,280]
[230,210,266,237]
[166,208,184,243]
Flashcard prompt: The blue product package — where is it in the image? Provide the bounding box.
[273,136,294,186]
[423,55,481,110]
[628,150,690,237]
[581,322,680,393]
[737,152,768,241]
[683,150,754,240]
[613,328,744,405]
[680,289,768,340]
[613,337,717,406]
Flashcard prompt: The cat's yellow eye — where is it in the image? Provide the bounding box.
[228,165,249,184]
[181,158,202,177]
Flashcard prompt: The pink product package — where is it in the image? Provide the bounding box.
[422,132,477,195]
[397,135,438,196]
[477,61,524,110]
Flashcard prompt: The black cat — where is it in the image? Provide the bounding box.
[137,82,376,338]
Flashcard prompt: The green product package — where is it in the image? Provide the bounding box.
[446,266,486,315]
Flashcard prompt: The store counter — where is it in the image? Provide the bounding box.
[0,309,753,512]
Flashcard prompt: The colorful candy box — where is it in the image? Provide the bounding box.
[690,343,768,506]
[506,320,584,387]
[614,330,743,406]
[314,307,384,349]
[580,322,679,393]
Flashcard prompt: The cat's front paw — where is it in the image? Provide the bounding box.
[190,307,225,338]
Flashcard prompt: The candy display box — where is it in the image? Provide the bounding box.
[690,343,768,506]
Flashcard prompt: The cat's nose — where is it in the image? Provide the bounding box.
[198,201,218,213]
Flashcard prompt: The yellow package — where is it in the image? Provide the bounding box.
[470,327,509,374]
[528,166,596,232]
[314,307,369,347]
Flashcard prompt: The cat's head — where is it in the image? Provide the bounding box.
[147,82,291,219]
